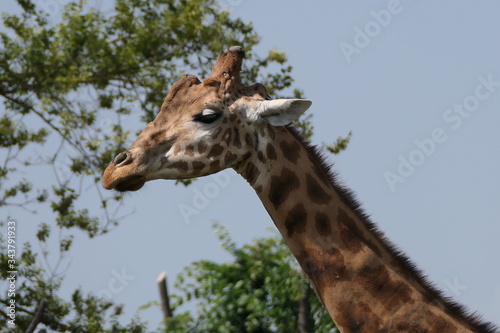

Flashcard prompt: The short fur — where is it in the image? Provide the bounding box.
[287,125,498,333]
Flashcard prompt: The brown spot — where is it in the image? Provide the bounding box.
[224,151,238,165]
[157,137,177,154]
[139,139,152,150]
[245,133,253,147]
[211,127,222,140]
[150,129,166,143]
[280,140,300,164]
[267,127,275,140]
[242,162,259,185]
[257,151,266,163]
[338,209,363,253]
[229,113,238,123]
[266,143,277,160]
[309,154,332,185]
[171,161,188,172]
[337,209,382,257]
[392,322,426,333]
[427,315,459,333]
[363,237,383,257]
[198,141,208,154]
[284,204,307,237]
[241,152,252,160]
[209,160,220,171]
[233,127,242,148]
[207,144,224,158]
[185,145,195,157]
[228,111,238,123]
[192,161,205,172]
[298,250,345,297]
[255,185,263,193]
[336,302,382,333]
[323,248,346,275]
[315,212,332,236]
[221,128,232,146]
[268,167,300,209]
[306,173,332,204]
[357,265,413,311]
[300,256,318,275]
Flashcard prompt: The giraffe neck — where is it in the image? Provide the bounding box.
[235,125,490,333]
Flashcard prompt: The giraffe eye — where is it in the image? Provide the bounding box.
[193,110,222,124]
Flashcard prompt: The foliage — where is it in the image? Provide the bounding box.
[163,223,338,333]
[0,0,350,331]
[325,131,352,155]
[294,113,351,153]
[0,0,314,330]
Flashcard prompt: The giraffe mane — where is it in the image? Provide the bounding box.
[287,125,498,333]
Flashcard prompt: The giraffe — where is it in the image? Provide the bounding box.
[102,46,497,333]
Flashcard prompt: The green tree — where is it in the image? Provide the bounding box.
[159,223,338,333]
[0,0,349,331]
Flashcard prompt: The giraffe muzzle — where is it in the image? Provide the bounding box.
[113,175,146,192]
[113,151,132,166]
[102,150,146,191]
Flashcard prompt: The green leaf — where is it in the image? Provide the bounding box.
[36,223,51,242]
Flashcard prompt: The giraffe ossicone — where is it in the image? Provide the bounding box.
[102,47,498,333]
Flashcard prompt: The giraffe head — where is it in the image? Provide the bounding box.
[102,46,311,191]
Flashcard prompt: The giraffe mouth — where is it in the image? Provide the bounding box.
[113,175,146,192]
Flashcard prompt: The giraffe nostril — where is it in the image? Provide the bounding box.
[113,151,132,166]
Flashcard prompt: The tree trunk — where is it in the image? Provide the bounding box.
[26,298,47,333]
[157,272,173,322]
[297,284,312,333]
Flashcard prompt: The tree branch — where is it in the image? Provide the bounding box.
[26,298,47,333]
[157,272,173,322]
[298,284,312,333]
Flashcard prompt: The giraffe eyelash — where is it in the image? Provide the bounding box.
[193,109,222,124]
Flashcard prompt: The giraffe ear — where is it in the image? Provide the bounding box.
[253,99,312,126]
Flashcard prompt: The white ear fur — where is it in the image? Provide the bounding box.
[250,99,312,126]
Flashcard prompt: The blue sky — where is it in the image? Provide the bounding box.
[2,0,500,329]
